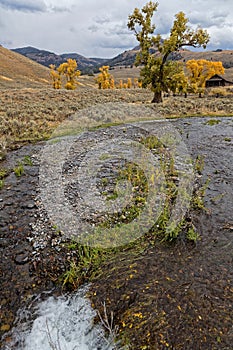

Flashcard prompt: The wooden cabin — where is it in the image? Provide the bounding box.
[206,74,233,87]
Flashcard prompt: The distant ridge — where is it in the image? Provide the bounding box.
[12,46,233,74]
[12,46,107,74]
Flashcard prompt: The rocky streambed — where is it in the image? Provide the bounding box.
[0,112,233,349]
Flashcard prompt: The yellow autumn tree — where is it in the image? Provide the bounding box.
[168,62,188,96]
[96,66,114,89]
[50,59,81,90]
[186,59,225,96]
[58,59,81,90]
[137,80,143,88]
[118,79,123,89]
[109,76,115,89]
[133,78,138,88]
[49,64,62,89]
[127,78,132,88]
[128,2,209,102]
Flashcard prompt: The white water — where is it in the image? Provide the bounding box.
[4,285,114,350]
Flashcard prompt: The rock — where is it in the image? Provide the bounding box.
[21,202,36,209]
[27,202,36,209]
[14,252,30,265]
[0,238,8,247]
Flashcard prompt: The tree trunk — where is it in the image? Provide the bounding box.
[151,91,163,103]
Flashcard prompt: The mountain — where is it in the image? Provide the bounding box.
[106,46,233,69]
[105,46,141,67]
[0,45,50,89]
[12,46,107,74]
[12,46,63,67]
[13,46,233,74]
[176,49,233,69]
[61,53,106,70]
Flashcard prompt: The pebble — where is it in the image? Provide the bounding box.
[0,238,8,247]
[14,252,30,265]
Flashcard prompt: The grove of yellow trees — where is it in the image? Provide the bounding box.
[50,58,225,98]
[96,66,143,89]
[186,59,225,96]
[50,59,81,90]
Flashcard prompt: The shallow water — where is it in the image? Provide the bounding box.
[4,285,114,350]
[1,115,232,349]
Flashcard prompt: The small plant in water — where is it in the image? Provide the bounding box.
[62,244,108,289]
[14,162,24,177]
[204,119,221,126]
[194,155,205,175]
[186,226,200,242]
[23,155,33,166]
[62,260,79,289]
[0,179,4,190]
[192,178,210,211]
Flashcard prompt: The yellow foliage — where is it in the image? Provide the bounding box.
[127,78,132,88]
[49,59,81,90]
[96,65,114,89]
[133,78,139,88]
[118,79,123,89]
[138,80,143,88]
[49,64,61,89]
[186,59,225,95]
[109,77,115,89]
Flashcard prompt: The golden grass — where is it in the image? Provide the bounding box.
[0,87,233,161]
[0,46,50,89]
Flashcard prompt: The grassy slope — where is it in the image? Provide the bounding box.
[0,46,51,89]
[0,46,98,89]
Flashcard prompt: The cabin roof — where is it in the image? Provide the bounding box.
[207,73,233,84]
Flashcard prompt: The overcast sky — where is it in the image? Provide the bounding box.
[0,0,232,58]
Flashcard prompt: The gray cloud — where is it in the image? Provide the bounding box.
[189,10,229,28]
[99,38,134,50]
[49,5,70,13]
[1,39,13,46]
[94,15,111,25]
[88,25,99,33]
[104,22,130,37]
[0,0,232,58]
[0,0,47,12]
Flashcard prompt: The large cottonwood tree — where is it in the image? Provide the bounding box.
[127,1,210,102]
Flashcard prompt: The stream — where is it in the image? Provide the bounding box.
[4,285,114,350]
[1,116,233,349]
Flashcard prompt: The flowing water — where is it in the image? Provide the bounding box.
[4,285,114,350]
[1,116,232,349]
